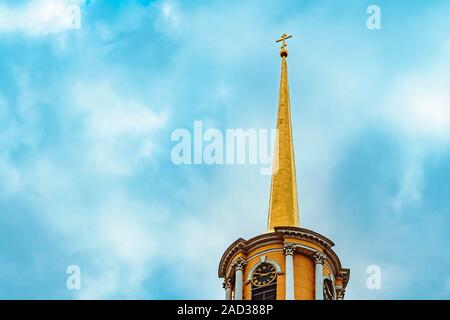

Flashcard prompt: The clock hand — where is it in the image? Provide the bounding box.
[259,271,275,277]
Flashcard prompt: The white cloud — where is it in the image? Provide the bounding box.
[154,1,182,34]
[70,82,167,176]
[0,0,83,35]
[72,200,163,299]
[162,3,174,18]
[2,0,450,300]
[381,56,450,144]
[392,155,424,212]
[18,156,167,298]
[377,51,450,212]
[96,207,157,265]
[0,68,169,298]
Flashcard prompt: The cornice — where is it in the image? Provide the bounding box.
[218,238,247,277]
[218,227,350,289]
[274,226,335,249]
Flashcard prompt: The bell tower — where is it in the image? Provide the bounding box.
[218,34,350,300]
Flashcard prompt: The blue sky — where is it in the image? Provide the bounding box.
[0,0,449,299]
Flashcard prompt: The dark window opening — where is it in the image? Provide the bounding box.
[251,283,277,300]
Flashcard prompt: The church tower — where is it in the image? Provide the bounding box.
[218,34,350,300]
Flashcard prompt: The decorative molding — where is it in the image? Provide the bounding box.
[338,269,351,288]
[336,286,345,300]
[283,243,295,256]
[314,252,326,265]
[293,243,318,255]
[323,278,335,300]
[275,227,334,249]
[222,278,233,289]
[219,238,247,277]
[246,248,283,262]
[232,257,247,271]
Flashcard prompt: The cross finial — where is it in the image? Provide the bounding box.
[276,33,292,49]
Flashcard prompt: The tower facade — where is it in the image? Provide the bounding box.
[218,35,350,300]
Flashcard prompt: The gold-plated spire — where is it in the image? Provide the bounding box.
[267,34,299,231]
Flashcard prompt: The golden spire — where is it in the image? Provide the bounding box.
[267,33,299,231]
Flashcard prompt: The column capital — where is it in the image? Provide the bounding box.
[222,278,233,289]
[313,252,326,265]
[283,243,295,256]
[336,286,345,300]
[232,257,247,271]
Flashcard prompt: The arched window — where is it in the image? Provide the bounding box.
[250,262,277,300]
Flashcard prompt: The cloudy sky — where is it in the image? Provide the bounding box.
[0,0,449,299]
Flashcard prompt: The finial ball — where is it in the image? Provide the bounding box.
[276,33,292,56]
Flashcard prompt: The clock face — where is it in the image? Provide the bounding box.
[251,263,277,287]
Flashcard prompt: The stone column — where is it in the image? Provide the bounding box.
[314,252,325,300]
[284,244,295,300]
[233,258,247,300]
[223,278,232,300]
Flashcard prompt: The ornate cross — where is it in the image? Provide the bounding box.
[276,33,292,49]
